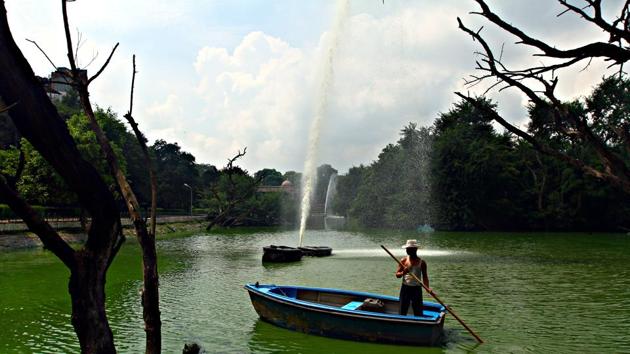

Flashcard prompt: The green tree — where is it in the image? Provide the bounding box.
[67,108,128,184]
[333,165,366,217]
[254,168,284,186]
[431,99,522,230]
[152,139,198,210]
[519,77,630,231]
[347,123,433,229]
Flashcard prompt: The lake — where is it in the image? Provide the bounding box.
[1,230,629,353]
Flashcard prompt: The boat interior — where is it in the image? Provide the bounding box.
[263,286,444,320]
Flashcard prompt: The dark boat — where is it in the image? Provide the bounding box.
[298,246,332,257]
[262,245,303,262]
[244,283,446,346]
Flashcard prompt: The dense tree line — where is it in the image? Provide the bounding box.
[334,77,630,232]
[333,123,432,229]
[2,77,628,232]
[0,98,301,226]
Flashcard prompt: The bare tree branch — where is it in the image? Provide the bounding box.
[60,3,162,350]
[25,38,57,70]
[471,0,630,64]
[206,148,265,229]
[61,0,78,74]
[88,43,119,85]
[459,1,630,194]
[123,55,158,238]
[558,0,630,44]
[457,17,546,105]
[0,175,76,268]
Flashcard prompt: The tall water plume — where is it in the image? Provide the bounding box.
[298,0,349,247]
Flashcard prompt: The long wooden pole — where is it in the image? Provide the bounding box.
[381,245,484,344]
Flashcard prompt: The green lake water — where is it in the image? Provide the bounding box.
[1,230,629,353]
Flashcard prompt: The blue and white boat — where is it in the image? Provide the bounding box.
[245,283,446,346]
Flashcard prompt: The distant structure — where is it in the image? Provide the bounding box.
[257,180,296,196]
[38,67,86,102]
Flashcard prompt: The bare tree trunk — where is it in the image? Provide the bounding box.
[121,56,161,353]
[69,254,116,354]
[59,2,162,350]
[134,220,161,353]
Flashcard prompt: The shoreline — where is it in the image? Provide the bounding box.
[0,217,208,251]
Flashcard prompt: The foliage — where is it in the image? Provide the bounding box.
[333,165,366,217]
[0,145,19,177]
[204,164,290,227]
[9,108,144,206]
[67,108,128,184]
[339,123,433,229]
[254,168,284,186]
[152,139,198,210]
[335,78,630,231]
[431,99,522,230]
[585,76,630,152]
[16,139,75,205]
[55,89,82,119]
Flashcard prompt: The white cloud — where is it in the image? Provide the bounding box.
[153,5,479,173]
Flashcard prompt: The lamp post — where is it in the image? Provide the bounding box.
[183,183,192,216]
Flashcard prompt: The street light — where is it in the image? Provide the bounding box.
[183,183,192,216]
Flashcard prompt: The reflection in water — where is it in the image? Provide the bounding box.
[248,319,446,354]
[1,230,629,353]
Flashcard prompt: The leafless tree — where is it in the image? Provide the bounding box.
[206,148,264,229]
[61,0,161,351]
[0,0,161,352]
[457,0,630,194]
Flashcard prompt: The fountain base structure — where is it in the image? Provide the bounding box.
[262,245,303,263]
[299,246,333,257]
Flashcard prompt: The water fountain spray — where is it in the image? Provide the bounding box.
[298,0,349,247]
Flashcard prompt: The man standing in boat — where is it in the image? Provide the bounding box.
[395,239,431,316]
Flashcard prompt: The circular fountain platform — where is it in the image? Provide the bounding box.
[299,246,333,257]
[262,245,303,263]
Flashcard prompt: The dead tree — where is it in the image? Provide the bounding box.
[60,1,161,352]
[206,148,263,229]
[1,1,122,352]
[0,0,161,352]
[457,0,630,194]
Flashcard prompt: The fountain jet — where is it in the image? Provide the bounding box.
[298,0,349,247]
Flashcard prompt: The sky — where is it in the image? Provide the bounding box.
[4,0,625,174]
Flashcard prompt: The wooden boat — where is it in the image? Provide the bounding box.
[298,246,332,257]
[245,283,446,346]
[262,245,303,262]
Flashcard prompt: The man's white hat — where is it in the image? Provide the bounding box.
[402,239,419,249]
